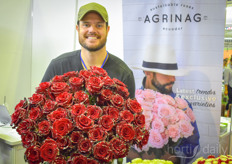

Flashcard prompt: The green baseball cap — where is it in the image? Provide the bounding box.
[78,2,108,23]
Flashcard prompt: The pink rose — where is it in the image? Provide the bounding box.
[179,120,194,138]
[167,124,180,142]
[161,131,169,145]
[151,118,164,133]
[169,114,179,124]
[176,109,191,122]
[148,129,164,148]
[185,107,196,122]
[162,95,176,107]
[161,117,169,127]
[142,89,156,102]
[175,97,189,109]
[152,103,159,113]
[157,104,175,118]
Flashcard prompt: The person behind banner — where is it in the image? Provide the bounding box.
[127,45,200,164]
[224,57,232,112]
[41,2,135,98]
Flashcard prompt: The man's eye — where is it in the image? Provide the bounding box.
[83,24,89,27]
[97,24,103,28]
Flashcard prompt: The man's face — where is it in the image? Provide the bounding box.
[77,12,109,52]
[151,72,176,94]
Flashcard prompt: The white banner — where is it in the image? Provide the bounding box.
[123,0,226,162]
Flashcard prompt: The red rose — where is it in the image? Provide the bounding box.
[72,154,88,164]
[116,123,135,141]
[70,131,84,144]
[88,126,106,142]
[119,110,134,123]
[11,107,27,127]
[86,105,102,120]
[87,158,99,164]
[53,155,66,164]
[47,108,68,122]
[126,98,142,114]
[93,141,113,162]
[98,89,113,105]
[52,118,73,137]
[40,139,59,162]
[43,99,56,114]
[98,115,114,131]
[62,71,77,81]
[29,107,42,121]
[50,82,69,96]
[113,78,127,87]
[78,138,93,153]
[15,99,26,110]
[38,120,50,135]
[25,145,41,164]
[103,106,119,121]
[71,104,86,118]
[134,113,145,127]
[103,76,115,88]
[55,92,72,107]
[16,119,35,135]
[76,115,94,131]
[134,127,144,143]
[74,90,89,104]
[56,136,70,150]
[116,85,129,99]
[21,132,37,148]
[137,129,149,149]
[110,94,125,109]
[79,69,94,80]
[69,76,84,91]
[36,82,51,94]
[110,137,128,158]
[29,93,45,105]
[86,76,103,95]
[52,75,64,82]
[90,66,108,77]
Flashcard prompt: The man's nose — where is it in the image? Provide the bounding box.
[89,25,97,32]
[168,75,176,81]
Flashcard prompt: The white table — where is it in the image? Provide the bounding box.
[0,124,26,164]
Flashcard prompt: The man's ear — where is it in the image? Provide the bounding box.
[144,71,154,79]
[76,25,79,31]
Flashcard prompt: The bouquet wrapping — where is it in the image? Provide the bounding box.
[134,89,196,158]
[11,66,149,164]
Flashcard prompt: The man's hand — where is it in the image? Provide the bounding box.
[161,151,180,164]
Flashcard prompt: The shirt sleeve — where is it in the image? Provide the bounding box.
[41,60,56,82]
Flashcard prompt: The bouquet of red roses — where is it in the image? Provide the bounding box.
[11,66,149,164]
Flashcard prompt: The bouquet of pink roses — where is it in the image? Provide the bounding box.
[11,66,149,164]
[134,89,195,156]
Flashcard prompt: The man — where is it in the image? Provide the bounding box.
[127,45,200,164]
[223,58,228,80]
[41,2,135,98]
[224,57,232,112]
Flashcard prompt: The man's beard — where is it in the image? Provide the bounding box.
[79,36,107,52]
[152,79,174,94]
